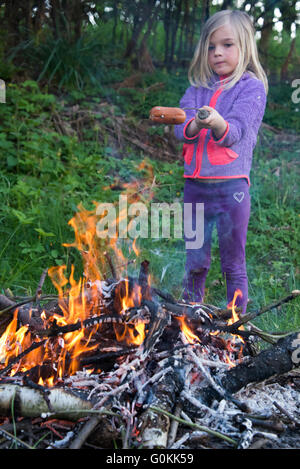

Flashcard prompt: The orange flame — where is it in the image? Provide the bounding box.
[225,289,245,366]
[0,166,156,383]
[177,316,200,344]
[0,162,247,383]
[227,289,243,327]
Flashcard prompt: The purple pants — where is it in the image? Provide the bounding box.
[183,178,250,314]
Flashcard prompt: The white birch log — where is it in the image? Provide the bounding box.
[0,384,93,420]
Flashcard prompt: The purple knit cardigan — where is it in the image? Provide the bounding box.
[174,72,267,185]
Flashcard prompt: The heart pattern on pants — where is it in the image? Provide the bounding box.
[233,192,245,203]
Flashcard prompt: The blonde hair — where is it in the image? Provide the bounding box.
[188,10,268,93]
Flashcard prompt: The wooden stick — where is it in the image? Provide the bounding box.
[104,251,117,280]
[0,426,34,450]
[35,268,49,299]
[0,297,34,317]
[0,270,51,319]
[69,415,102,449]
[187,348,249,412]
[137,359,190,449]
[0,294,58,318]
[0,294,15,310]
[246,415,285,433]
[273,401,300,427]
[167,403,182,448]
[138,260,151,299]
[227,290,300,332]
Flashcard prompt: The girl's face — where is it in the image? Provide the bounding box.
[208,24,239,76]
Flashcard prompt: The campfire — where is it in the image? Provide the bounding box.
[0,189,299,449]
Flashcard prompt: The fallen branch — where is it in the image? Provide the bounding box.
[0,294,15,311]
[0,294,58,318]
[0,384,93,420]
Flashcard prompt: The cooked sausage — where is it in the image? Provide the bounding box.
[149,106,186,124]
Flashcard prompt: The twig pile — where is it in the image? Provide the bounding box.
[0,265,299,450]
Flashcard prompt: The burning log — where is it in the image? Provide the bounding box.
[193,331,300,407]
[0,269,54,334]
[0,340,47,377]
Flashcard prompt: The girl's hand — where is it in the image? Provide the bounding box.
[194,106,227,140]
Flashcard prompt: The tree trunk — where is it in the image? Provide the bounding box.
[183,0,191,59]
[201,0,210,24]
[32,0,47,35]
[137,12,157,73]
[72,0,83,42]
[258,1,275,73]
[221,0,234,10]
[280,36,296,81]
[169,0,183,67]
[112,1,118,46]
[164,1,171,66]
[49,0,61,40]
[3,0,24,49]
[188,0,198,56]
[124,0,157,59]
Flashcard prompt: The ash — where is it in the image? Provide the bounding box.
[235,379,300,417]
[62,340,300,450]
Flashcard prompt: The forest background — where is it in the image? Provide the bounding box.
[0,0,299,334]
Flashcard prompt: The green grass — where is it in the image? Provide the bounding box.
[0,76,299,338]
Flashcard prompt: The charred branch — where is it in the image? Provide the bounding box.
[0,340,47,377]
[197,332,300,407]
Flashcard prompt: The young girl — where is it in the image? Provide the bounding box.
[174,10,268,314]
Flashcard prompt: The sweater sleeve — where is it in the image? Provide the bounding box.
[174,86,202,143]
[212,78,266,147]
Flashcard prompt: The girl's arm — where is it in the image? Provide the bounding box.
[186,80,266,143]
[175,78,266,146]
[211,79,267,147]
[185,105,227,139]
[174,86,202,143]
